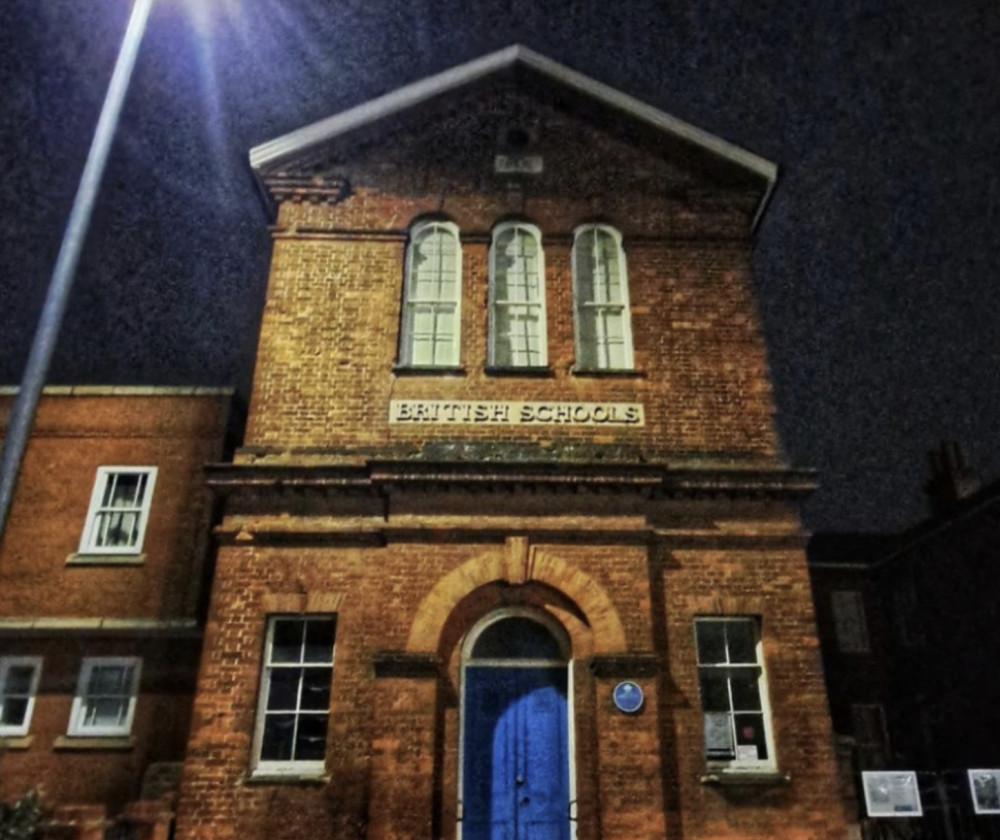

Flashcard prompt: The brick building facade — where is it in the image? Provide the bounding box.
[0,387,231,838]
[173,47,848,840]
[810,446,1000,840]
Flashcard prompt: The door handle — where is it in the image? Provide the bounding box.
[516,775,525,786]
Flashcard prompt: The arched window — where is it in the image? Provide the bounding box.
[399,221,461,367]
[489,222,547,368]
[572,224,634,370]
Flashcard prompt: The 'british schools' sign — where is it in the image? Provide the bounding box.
[389,400,644,426]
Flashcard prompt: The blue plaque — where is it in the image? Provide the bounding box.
[612,681,644,714]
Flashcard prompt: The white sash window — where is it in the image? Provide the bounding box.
[572,225,633,370]
[400,221,461,367]
[489,222,547,368]
[695,617,776,770]
[79,467,157,554]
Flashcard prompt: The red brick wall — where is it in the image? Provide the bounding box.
[0,638,200,814]
[176,498,847,840]
[178,91,844,840]
[244,192,778,458]
[242,95,779,460]
[0,389,230,816]
[0,389,230,618]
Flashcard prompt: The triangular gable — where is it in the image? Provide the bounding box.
[249,45,778,228]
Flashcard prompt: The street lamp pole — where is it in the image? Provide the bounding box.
[0,0,156,539]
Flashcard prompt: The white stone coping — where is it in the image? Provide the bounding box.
[0,386,233,396]
[0,617,199,634]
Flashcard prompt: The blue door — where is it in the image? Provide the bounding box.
[463,664,570,840]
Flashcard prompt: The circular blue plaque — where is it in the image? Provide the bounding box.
[612,681,644,714]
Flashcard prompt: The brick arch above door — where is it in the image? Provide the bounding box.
[405,536,627,654]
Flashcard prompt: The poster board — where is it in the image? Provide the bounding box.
[969,770,1000,814]
[862,771,922,818]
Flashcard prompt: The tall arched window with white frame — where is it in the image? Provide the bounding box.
[399,220,462,367]
[489,222,547,368]
[572,225,634,371]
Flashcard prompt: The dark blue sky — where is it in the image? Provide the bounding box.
[1,0,998,532]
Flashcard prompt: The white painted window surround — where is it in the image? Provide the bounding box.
[79,466,157,555]
[400,221,462,367]
[695,617,776,771]
[0,656,42,737]
[571,224,633,371]
[489,222,547,368]
[252,615,336,778]
[68,657,141,737]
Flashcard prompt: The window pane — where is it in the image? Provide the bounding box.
[575,232,596,303]
[412,228,457,299]
[725,621,757,664]
[729,672,762,711]
[472,618,563,660]
[300,668,332,710]
[95,511,139,547]
[704,711,735,758]
[271,620,304,663]
[304,619,336,663]
[266,669,300,711]
[494,305,542,366]
[592,230,621,303]
[87,697,127,727]
[88,665,129,696]
[295,714,329,761]
[5,666,34,695]
[494,229,540,302]
[1,698,28,726]
[698,675,731,712]
[576,309,598,369]
[602,310,626,367]
[261,714,296,761]
[108,474,143,507]
[695,622,726,664]
[404,225,459,368]
[832,590,870,653]
[734,712,768,760]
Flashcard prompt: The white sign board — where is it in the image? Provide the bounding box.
[969,769,1000,814]
[494,154,543,174]
[389,400,644,426]
[862,771,922,818]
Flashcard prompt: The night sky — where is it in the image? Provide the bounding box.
[1,0,998,533]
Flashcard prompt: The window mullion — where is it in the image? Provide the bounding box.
[291,663,305,761]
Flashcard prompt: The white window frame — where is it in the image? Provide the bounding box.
[571,224,634,371]
[399,220,462,367]
[68,656,141,737]
[694,617,777,772]
[79,466,157,555]
[252,615,337,778]
[488,221,548,368]
[0,656,43,737]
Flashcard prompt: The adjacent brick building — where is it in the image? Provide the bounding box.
[0,386,231,836]
[174,46,848,840]
[809,445,1000,840]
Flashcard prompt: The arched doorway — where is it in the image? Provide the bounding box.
[460,610,573,840]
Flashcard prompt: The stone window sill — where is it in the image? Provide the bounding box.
[484,366,553,377]
[53,735,135,751]
[66,553,145,566]
[392,365,465,376]
[570,368,644,378]
[0,735,33,750]
[246,772,330,786]
[699,770,790,787]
